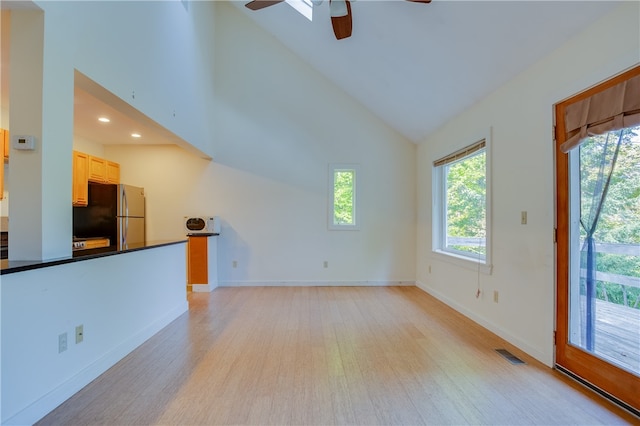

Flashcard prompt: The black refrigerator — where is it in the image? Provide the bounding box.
[73,183,146,250]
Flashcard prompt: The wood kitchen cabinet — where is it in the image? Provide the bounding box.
[88,156,106,183]
[2,128,8,160]
[106,161,120,184]
[72,150,89,206]
[72,150,120,206]
[187,235,218,292]
[187,236,208,287]
[88,155,120,184]
[0,129,5,200]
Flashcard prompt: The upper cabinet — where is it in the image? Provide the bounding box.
[73,150,120,206]
[88,155,120,184]
[88,156,106,183]
[106,161,120,184]
[72,150,89,206]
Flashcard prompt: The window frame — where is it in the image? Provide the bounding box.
[328,163,360,231]
[432,133,492,274]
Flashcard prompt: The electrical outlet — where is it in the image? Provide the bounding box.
[232,260,237,268]
[76,325,84,344]
[323,261,328,268]
[428,265,432,273]
[59,332,68,353]
[521,211,528,225]
[493,290,499,303]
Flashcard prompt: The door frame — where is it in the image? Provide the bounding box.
[554,65,640,414]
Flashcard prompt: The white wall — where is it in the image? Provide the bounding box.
[7,1,217,260]
[73,136,106,159]
[1,243,188,425]
[102,2,417,287]
[2,1,216,423]
[416,2,640,366]
[44,0,217,158]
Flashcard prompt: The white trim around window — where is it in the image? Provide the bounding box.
[328,163,360,231]
[432,129,493,274]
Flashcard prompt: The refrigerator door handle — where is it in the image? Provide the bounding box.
[123,216,128,247]
[122,187,129,217]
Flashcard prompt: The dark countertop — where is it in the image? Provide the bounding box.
[186,233,220,237]
[1,239,187,275]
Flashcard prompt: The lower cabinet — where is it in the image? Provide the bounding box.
[187,235,218,292]
[187,236,208,285]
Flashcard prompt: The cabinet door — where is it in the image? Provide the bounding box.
[88,156,107,183]
[2,129,8,160]
[0,130,4,200]
[72,151,89,206]
[187,236,209,285]
[106,161,120,184]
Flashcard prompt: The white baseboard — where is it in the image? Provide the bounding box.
[415,281,551,366]
[218,280,416,287]
[5,302,189,426]
[192,283,215,292]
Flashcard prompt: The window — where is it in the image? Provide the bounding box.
[286,0,313,21]
[329,164,359,230]
[433,137,491,270]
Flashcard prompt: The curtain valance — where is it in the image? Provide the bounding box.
[434,139,485,167]
[560,73,640,153]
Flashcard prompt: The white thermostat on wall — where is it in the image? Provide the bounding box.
[12,135,36,150]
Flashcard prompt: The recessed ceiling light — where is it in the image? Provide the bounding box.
[131,133,142,138]
[98,117,110,123]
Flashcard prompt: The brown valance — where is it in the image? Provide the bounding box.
[434,139,486,167]
[560,73,640,153]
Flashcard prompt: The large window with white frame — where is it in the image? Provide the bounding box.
[433,137,491,271]
[329,164,359,230]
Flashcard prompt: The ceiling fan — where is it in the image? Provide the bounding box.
[244,0,431,40]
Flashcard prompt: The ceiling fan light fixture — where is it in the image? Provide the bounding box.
[245,0,285,11]
[329,0,348,17]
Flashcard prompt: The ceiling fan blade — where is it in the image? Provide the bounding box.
[406,0,432,2]
[245,0,285,11]
[330,0,352,40]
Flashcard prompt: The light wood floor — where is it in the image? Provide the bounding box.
[38,286,638,425]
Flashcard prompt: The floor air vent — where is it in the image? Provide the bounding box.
[495,349,525,365]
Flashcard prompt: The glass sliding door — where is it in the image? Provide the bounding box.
[555,66,640,414]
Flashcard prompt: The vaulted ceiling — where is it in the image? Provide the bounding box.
[230,0,620,143]
[1,2,623,147]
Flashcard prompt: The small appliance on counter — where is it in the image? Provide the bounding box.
[184,216,220,235]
